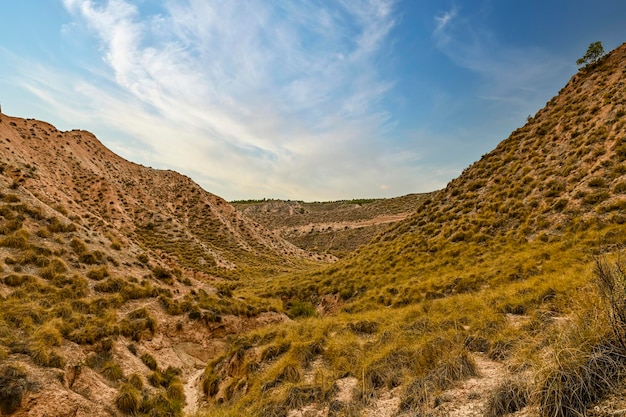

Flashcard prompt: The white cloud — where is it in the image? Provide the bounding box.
[434,7,457,38]
[28,0,426,200]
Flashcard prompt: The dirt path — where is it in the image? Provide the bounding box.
[183,368,205,415]
[276,214,409,234]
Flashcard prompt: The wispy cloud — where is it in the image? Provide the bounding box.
[432,7,570,112]
[19,0,421,200]
[434,7,457,40]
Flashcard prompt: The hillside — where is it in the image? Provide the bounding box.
[200,44,626,417]
[0,115,331,274]
[0,114,331,416]
[233,194,430,257]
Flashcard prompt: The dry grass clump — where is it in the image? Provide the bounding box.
[399,349,478,412]
[127,373,144,391]
[533,258,626,417]
[101,360,125,382]
[120,308,156,341]
[141,352,158,371]
[0,365,31,415]
[484,376,530,417]
[537,340,624,417]
[115,383,140,415]
[202,372,220,398]
[86,266,109,281]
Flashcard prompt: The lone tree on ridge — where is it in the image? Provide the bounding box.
[577,41,605,68]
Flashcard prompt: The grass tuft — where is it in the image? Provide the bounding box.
[484,376,530,417]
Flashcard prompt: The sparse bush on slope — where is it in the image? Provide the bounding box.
[536,257,626,417]
[0,365,33,415]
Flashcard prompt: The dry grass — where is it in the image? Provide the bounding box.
[484,376,530,417]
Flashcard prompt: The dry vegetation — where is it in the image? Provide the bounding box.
[233,194,430,258]
[0,43,626,417]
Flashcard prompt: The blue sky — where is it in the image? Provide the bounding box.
[0,1,625,201]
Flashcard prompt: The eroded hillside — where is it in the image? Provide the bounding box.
[0,114,331,416]
[0,116,332,275]
[233,194,430,257]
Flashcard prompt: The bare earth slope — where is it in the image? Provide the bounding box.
[0,114,332,416]
[233,194,431,257]
[0,115,331,273]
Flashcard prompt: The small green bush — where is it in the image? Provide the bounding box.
[287,301,316,318]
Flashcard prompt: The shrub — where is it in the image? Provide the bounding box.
[115,384,140,415]
[399,350,477,411]
[153,265,172,280]
[202,372,220,397]
[0,365,29,415]
[101,361,125,382]
[120,308,156,341]
[485,377,530,417]
[537,341,624,417]
[348,320,379,335]
[4,274,33,287]
[261,343,291,362]
[148,371,163,388]
[3,194,20,203]
[284,385,322,410]
[80,251,103,265]
[47,217,76,233]
[139,391,180,416]
[166,381,185,402]
[86,266,109,281]
[127,343,138,356]
[94,277,131,293]
[536,259,626,417]
[595,258,626,348]
[588,177,607,188]
[34,322,63,346]
[69,238,87,254]
[141,353,158,371]
[162,366,182,388]
[0,234,28,249]
[614,181,626,194]
[127,373,144,391]
[287,300,316,318]
[582,191,610,205]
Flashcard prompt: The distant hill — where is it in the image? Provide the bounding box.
[232,194,431,257]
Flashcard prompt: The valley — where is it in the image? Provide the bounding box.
[1,43,626,417]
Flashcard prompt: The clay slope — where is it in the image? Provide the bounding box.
[233,194,431,257]
[0,113,332,416]
[0,115,331,276]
